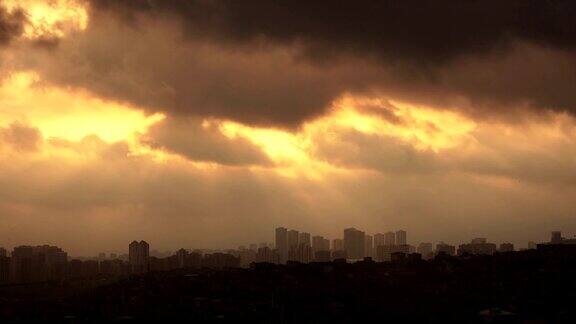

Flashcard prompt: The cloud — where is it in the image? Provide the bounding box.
[0,122,42,152]
[88,0,576,63]
[0,4,24,45]
[142,117,271,166]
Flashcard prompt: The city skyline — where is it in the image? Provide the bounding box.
[0,1,576,257]
[1,226,569,260]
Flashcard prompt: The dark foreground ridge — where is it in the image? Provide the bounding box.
[1,245,576,323]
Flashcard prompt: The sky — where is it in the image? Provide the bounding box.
[0,0,575,256]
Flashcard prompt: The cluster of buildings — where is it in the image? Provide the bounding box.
[0,230,572,285]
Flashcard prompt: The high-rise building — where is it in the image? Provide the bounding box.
[0,255,9,284]
[499,243,514,252]
[365,235,373,258]
[275,227,288,264]
[322,238,330,251]
[458,239,496,256]
[129,240,150,274]
[436,242,456,256]
[396,230,407,245]
[344,228,365,260]
[255,247,279,264]
[299,232,311,247]
[0,247,7,257]
[332,239,344,251]
[374,233,386,248]
[312,236,324,253]
[288,230,299,249]
[9,245,67,283]
[417,243,433,259]
[384,232,396,245]
[176,248,188,268]
[551,231,563,244]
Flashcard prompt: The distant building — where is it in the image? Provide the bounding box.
[436,242,456,256]
[344,228,365,260]
[332,239,344,251]
[396,230,407,245]
[129,240,150,274]
[417,243,433,259]
[288,243,312,263]
[314,250,331,262]
[255,247,279,264]
[551,231,562,244]
[275,227,288,264]
[0,256,9,284]
[287,230,299,249]
[458,239,497,256]
[9,245,67,283]
[527,241,537,249]
[249,243,258,251]
[365,235,373,258]
[331,249,347,260]
[374,233,386,248]
[312,236,328,254]
[299,232,311,247]
[499,243,514,252]
[0,247,7,257]
[384,231,396,245]
[176,248,188,268]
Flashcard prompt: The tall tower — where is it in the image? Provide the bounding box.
[551,231,562,244]
[344,228,365,260]
[275,227,288,264]
[395,230,407,245]
[287,230,299,249]
[299,232,311,246]
[384,232,396,246]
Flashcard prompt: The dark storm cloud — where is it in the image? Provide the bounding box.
[0,4,24,45]
[18,0,575,127]
[88,0,576,64]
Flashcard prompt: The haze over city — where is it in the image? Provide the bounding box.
[1,0,576,257]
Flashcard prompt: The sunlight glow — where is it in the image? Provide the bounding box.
[4,0,88,39]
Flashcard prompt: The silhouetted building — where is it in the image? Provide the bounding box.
[287,230,299,250]
[9,245,67,283]
[0,247,6,257]
[436,242,456,256]
[384,231,395,245]
[344,228,365,260]
[332,238,343,251]
[365,235,373,258]
[129,240,150,274]
[299,232,311,247]
[396,230,407,245]
[256,247,279,264]
[314,250,331,262]
[176,248,188,268]
[312,235,324,254]
[239,249,256,268]
[275,227,288,264]
[374,233,385,248]
[331,249,347,260]
[288,243,312,263]
[417,242,433,259]
[0,256,9,284]
[528,241,537,249]
[458,238,497,255]
[551,231,562,244]
[499,243,514,252]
